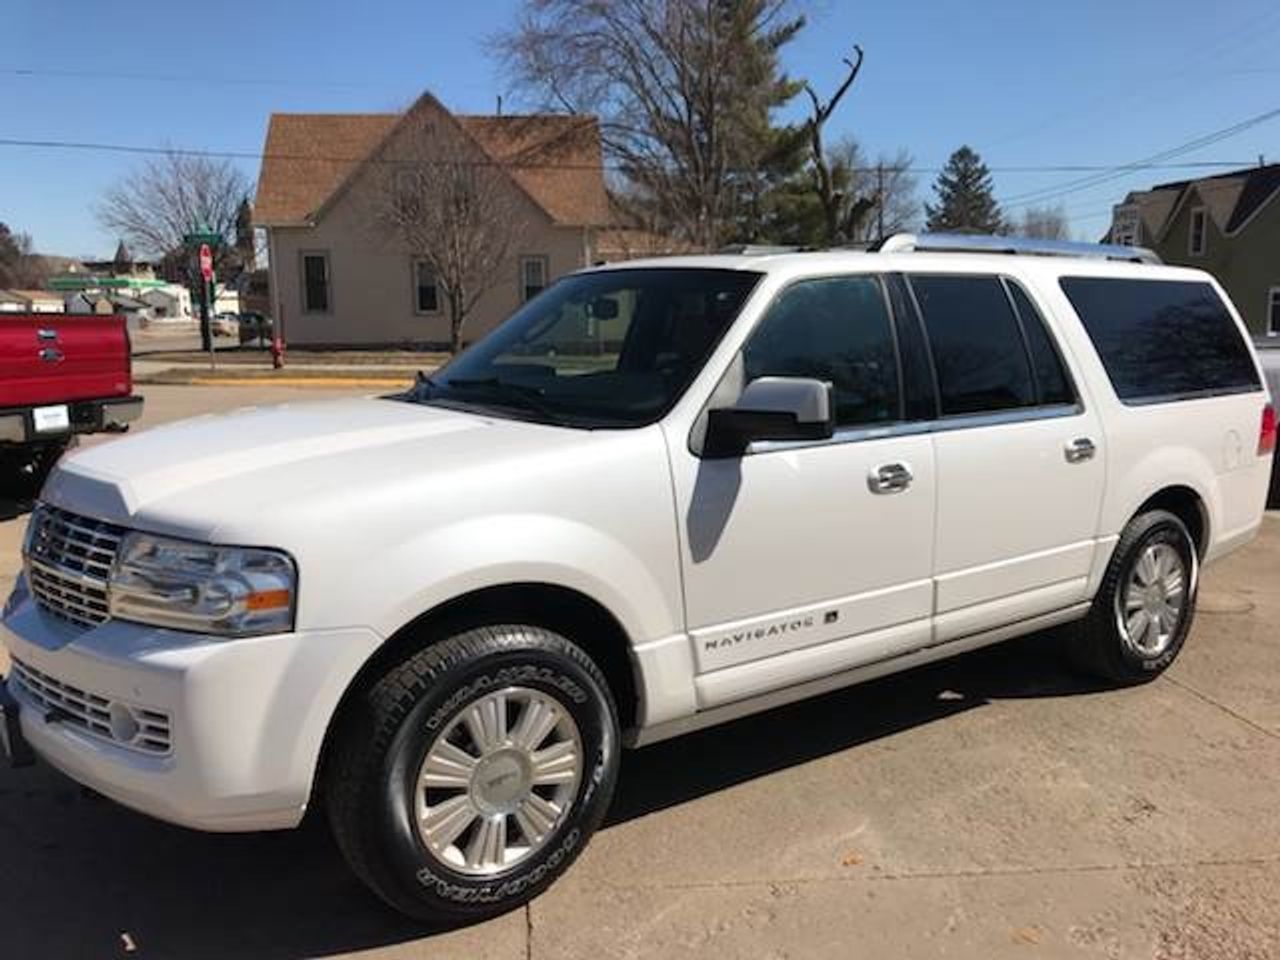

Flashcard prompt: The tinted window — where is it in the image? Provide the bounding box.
[1060,277,1260,402]
[743,276,899,427]
[1006,280,1074,406]
[886,274,939,420]
[910,274,1036,415]
[302,254,329,313]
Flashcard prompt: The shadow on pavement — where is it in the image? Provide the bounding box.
[0,630,1108,958]
[608,630,1110,825]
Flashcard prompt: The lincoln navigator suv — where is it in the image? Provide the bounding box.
[2,234,1274,923]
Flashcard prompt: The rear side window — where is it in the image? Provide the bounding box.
[743,276,899,427]
[909,274,1036,416]
[1060,277,1260,403]
[1005,280,1075,406]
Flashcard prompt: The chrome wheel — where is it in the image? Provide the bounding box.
[414,686,583,877]
[1117,542,1187,657]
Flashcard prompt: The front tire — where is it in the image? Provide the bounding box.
[1067,509,1198,683]
[325,625,620,924]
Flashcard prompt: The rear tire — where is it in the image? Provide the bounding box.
[1066,509,1198,683]
[325,624,620,925]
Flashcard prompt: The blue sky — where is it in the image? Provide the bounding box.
[3,0,1279,256]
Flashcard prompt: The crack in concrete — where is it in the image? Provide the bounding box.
[584,853,1280,894]
[1164,674,1278,740]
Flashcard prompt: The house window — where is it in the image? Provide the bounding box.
[520,256,549,302]
[301,252,330,313]
[1189,207,1207,257]
[1269,287,1280,336]
[413,259,439,314]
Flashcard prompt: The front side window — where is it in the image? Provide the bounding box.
[909,274,1036,416]
[1189,207,1207,256]
[1268,287,1280,336]
[521,256,549,302]
[742,276,900,427]
[1060,277,1260,403]
[414,259,439,314]
[301,252,330,313]
[409,268,761,427]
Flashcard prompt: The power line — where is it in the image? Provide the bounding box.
[0,135,1263,177]
[999,105,1280,208]
[1,66,386,91]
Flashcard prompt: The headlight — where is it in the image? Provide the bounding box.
[109,533,297,637]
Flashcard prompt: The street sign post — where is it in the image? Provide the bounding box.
[184,228,220,362]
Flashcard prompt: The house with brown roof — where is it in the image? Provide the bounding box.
[253,93,614,347]
[1107,163,1280,335]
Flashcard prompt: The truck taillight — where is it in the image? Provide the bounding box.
[1261,403,1277,457]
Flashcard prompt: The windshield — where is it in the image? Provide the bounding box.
[404,268,761,427]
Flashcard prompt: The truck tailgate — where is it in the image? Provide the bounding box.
[0,315,132,408]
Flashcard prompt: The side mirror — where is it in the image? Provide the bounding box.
[704,377,834,458]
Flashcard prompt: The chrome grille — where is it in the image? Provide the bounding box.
[24,505,126,628]
[10,657,173,755]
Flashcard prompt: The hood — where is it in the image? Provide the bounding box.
[43,397,587,541]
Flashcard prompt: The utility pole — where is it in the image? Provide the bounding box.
[876,162,885,241]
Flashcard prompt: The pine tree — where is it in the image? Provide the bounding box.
[925,146,1004,234]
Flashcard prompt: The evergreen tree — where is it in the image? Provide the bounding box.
[925,146,1004,234]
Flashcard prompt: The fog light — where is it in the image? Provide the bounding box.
[108,703,140,743]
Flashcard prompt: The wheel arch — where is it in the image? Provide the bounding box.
[311,581,641,806]
[1134,485,1209,557]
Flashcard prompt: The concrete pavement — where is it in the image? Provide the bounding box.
[1,384,1278,958]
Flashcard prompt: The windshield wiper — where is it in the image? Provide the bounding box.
[438,376,561,420]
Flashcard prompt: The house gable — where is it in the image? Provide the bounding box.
[254,96,610,230]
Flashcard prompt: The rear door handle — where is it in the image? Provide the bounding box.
[869,461,913,494]
[1064,437,1096,463]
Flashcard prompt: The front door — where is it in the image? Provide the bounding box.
[666,274,937,709]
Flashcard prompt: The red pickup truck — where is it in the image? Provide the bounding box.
[0,313,142,495]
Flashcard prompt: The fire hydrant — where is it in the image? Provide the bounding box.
[270,336,285,370]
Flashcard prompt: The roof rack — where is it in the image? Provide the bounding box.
[878,232,1162,265]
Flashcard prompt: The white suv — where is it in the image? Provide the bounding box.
[2,234,1274,922]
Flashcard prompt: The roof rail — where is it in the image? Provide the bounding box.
[716,244,807,256]
[878,232,1162,265]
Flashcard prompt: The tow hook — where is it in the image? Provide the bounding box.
[0,684,35,768]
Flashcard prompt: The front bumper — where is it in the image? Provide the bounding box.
[1,587,381,832]
[0,396,144,445]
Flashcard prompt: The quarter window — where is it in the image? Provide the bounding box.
[909,274,1036,416]
[1189,207,1207,256]
[301,252,330,313]
[1060,277,1259,403]
[743,276,900,427]
[413,259,439,314]
[521,256,549,302]
[1268,287,1280,336]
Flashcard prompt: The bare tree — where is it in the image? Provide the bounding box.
[96,151,250,270]
[0,222,45,288]
[802,46,865,245]
[1017,204,1070,240]
[374,115,526,354]
[497,0,804,250]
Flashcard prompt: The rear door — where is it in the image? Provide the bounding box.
[0,315,131,408]
[908,273,1107,640]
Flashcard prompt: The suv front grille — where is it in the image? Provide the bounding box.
[9,657,173,755]
[25,505,126,628]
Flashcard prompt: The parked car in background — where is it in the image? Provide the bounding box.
[0,313,142,496]
[1255,335,1280,503]
[2,236,1273,924]
[212,313,239,337]
[237,312,272,346]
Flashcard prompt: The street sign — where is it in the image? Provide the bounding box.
[199,244,214,281]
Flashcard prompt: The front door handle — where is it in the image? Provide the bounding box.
[1065,437,1096,463]
[869,461,913,494]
